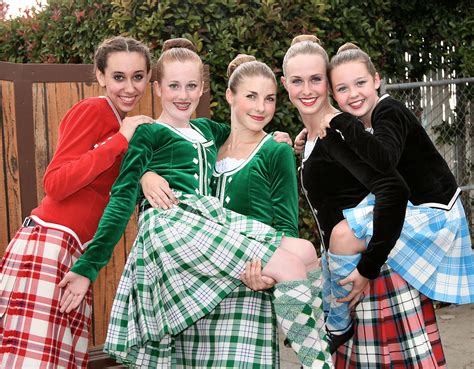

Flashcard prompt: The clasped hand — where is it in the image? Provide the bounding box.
[58,271,90,313]
[337,268,369,308]
[293,112,338,154]
[240,259,276,291]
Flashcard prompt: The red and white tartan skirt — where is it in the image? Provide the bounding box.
[0,222,92,369]
[334,265,446,369]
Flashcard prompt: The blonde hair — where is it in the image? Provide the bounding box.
[155,38,203,82]
[282,34,329,76]
[329,42,377,78]
[227,54,276,93]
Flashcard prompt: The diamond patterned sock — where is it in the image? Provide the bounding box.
[307,269,332,363]
[320,251,331,318]
[326,251,361,334]
[273,279,333,369]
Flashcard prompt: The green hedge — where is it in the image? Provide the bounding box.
[1,0,472,242]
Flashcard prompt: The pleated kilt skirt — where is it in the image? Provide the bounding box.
[174,285,279,368]
[344,194,474,304]
[104,194,282,368]
[0,221,91,369]
[333,265,446,369]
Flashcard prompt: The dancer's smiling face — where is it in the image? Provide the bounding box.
[96,51,150,118]
[330,60,380,126]
[154,60,204,127]
[281,53,330,117]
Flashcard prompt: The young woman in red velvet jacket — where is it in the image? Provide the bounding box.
[0,36,154,369]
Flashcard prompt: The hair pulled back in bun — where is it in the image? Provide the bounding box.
[291,34,322,47]
[336,42,360,54]
[161,38,197,53]
[282,34,329,76]
[156,38,203,83]
[227,54,276,93]
[329,41,377,78]
[227,54,256,78]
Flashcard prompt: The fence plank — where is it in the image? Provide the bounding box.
[47,82,84,157]
[33,83,48,203]
[0,82,9,251]
[82,83,102,104]
[0,81,22,257]
[134,84,156,117]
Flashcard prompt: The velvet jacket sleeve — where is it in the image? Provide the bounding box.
[329,109,408,172]
[325,130,409,279]
[70,125,154,282]
[43,101,128,201]
[267,141,299,238]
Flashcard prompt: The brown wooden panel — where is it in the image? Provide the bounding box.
[46,82,83,156]
[0,81,10,252]
[1,81,22,253]
[82,82,101,100]
[0,62,96,83]
[88,346,125,369]
[133,84,157,117]
[33,83,48,203]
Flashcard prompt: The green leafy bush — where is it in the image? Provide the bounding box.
[0,0,114,63]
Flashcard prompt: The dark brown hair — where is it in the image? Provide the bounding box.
[94,36,152,74]
[329,42,377,77]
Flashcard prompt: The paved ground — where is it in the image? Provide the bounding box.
[280,303,474,369]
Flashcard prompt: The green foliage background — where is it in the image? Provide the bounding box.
[1,0,472,242]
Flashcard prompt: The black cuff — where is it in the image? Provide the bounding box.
[356,255,382,280]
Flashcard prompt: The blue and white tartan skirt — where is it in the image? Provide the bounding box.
[343,194,474,304]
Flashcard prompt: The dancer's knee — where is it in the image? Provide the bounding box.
[329,220,365,255]
[264,248,307,281]
[281,237,318,262]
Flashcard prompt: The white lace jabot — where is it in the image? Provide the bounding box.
[215,157,246,173]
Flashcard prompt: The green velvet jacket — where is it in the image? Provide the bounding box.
[71,118,230,282]
[212,134,298,238]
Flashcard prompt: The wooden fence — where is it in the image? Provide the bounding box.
[0,61,210,366]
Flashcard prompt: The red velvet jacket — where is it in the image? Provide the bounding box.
[31,97,128,244]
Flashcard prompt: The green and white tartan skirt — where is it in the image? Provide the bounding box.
[104,194,282,368]
[174,285,280,368]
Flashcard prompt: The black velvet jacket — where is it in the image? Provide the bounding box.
[302,119,409,279]
[330,96,459,208]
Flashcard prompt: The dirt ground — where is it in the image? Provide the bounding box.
[435,303,474,369]
[280,303,474,369]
